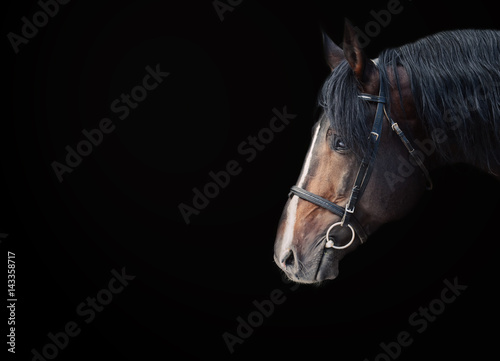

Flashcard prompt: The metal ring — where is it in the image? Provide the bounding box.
[324,222,356,250]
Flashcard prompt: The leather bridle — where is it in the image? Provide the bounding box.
[289,66,433,249]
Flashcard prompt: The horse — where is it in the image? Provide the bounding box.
[273,20,500,284]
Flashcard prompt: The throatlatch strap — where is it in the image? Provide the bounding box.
[383,108,434,190]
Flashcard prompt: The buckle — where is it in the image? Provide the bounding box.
[370,132,379,141]
[391,122,401,132]
[340,205,354,227]
[346,203,355,214]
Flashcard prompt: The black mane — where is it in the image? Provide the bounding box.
[321,29,500,167]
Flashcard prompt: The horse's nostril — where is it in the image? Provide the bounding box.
[281,249,295,269]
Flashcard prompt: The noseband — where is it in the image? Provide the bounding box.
[289,66,432,249]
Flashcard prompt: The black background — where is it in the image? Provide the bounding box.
[2,0,500,360]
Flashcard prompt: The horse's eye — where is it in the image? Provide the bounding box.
[335,138,346,149]
[333,135,347,151]
[326,128,347,152]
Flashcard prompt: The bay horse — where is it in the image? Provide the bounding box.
[274,20,500,283]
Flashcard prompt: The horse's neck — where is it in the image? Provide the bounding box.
[474,156,500,179]
[431,134,500,179]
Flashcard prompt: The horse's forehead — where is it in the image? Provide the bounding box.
[301,119,353,191]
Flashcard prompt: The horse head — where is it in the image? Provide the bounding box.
[273,20,430,283]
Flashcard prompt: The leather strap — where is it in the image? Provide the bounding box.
[289,186,345,217]
[358,94,386,103]
[341,75,387,227]
[384,108,434,190]
[289,186,368,243]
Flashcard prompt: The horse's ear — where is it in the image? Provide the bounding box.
[322,30,344,71]
[342,19,373,84]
